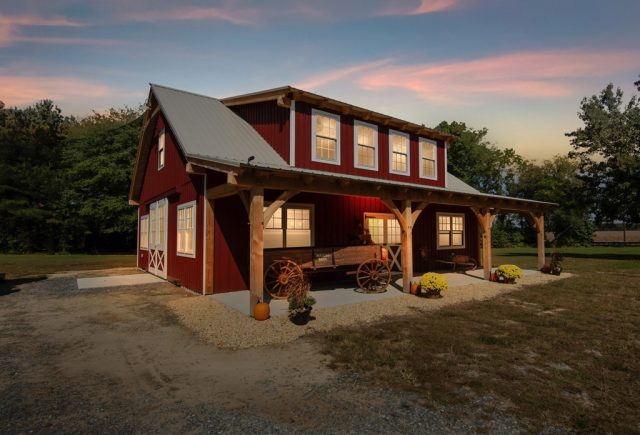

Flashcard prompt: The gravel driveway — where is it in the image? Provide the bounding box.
[0,274,527,433]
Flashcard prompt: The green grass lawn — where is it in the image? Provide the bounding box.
[0,254,137,279]
[320,246,640,433]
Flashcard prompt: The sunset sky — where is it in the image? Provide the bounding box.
[1,0,639,159]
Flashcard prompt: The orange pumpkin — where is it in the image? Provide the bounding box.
[254,301,270,321]
[381,248,388,262]
[410,282,419,295]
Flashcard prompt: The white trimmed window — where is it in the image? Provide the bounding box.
[419,138,437,180]
[354,120,378,170]
[312,109,340,165]
[389,130,410,175]
[158,129,166,170]
[364,213,402,245]
[177,201,196,257]
[264,204,314,249]
[437,213,465,249]
[140,215,149,250]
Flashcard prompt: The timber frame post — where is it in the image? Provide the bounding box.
[204,198,214,294]
[249,187,264,316]
[528,212,545,270]
[381,199,429,293]
[471,207,498,281]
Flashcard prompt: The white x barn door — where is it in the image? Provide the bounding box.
[148,198,168,279]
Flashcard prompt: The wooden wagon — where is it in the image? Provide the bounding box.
[263,245,391,299]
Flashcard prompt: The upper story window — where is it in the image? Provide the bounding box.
[312,109,340,165]
[437,213,465,249]
[354,120,378,171]
[158,129,166,170]
[389,130,410,176]
[419,138,437,180]
[177,201,196,257]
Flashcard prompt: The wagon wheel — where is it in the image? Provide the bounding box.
[264,260,304,299]
[356,259,391,293]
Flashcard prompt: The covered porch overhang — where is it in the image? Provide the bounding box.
[188,159,556,316]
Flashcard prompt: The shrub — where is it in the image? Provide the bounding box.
[495,264,523,281]
[419,272,448,292]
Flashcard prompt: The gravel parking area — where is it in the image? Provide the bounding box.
[168,272,570,349]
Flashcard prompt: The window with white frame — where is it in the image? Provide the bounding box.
[364,213,402,245]
[158,129,166,170]
[437,213,465,249]
[139,215,149,250]
[177,201,196,257]
[389,130,410,175]
[264,204,313,249]
[354,120,378,170]
[419,138,437,179]
[312,109,340,164]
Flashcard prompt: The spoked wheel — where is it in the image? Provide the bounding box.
[264,260,304,299]
[356,259,391,293]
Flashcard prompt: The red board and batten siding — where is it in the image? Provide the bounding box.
[137,114,204,292]
[294,101,447,187]
[230,101,291,162]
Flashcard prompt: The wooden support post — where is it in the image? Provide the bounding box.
[401,200,413,293]
[249,187,264,317]
[531,212,545,270]
[471,207,497,281]
[204,198,214,295]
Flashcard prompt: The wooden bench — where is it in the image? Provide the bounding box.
[436,255,477,271]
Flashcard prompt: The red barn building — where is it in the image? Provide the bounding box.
[129,84,552,313]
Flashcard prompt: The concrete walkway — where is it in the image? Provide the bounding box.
[212,269,542,316]
[77,274,165,289]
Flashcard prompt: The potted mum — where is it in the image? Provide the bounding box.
[287,278,316,325]
[420,272,448,298]
[495,264,523,283]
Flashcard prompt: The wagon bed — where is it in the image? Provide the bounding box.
[263,245,391,298]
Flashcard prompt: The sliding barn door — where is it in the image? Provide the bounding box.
[148,198,168,279]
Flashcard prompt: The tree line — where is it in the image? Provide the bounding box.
[0,79,638,253]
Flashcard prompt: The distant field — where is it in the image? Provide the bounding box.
[0,254,137,279]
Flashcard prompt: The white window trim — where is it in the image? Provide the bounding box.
[176,200,197,258]
[139,214,149,251]
[364,212,402,245]
[388,129,410,176]
[311,108,341,166]
[264,202,315,248]
[419,137,438,180]
[353,120,378,171]
[158,129,165,171]
[436,212,466,250]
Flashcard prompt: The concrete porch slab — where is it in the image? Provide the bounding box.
[77,273,165,289]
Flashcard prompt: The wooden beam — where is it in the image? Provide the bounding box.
[527,212,546,270]
[412,201,429,223]
[206,183,247,200]
[264,190,299,223]
[185,162,206,175]
[249,187,264,317]
[381,198,407,230]
[471,207,494,281]
[204,198,214,294]
[401,200,413,293]
[276,95,291,108]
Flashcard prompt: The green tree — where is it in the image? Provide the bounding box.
[61,107,143,252]
[435,121,523,196]
[566,80,640,225]
[511,156,595,246]
[0,101,70,252]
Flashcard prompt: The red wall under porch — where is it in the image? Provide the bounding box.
[137,114,205,292]
[208,190,480,292]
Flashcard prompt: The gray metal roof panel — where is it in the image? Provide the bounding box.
[151,84,290,169]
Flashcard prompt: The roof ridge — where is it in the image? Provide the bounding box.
[150,83,222,102]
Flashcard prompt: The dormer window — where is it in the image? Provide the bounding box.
[389,130,410,176]
[419,138,437,180]
[354,120,378,170]
[158,129,165,170]
[312,109,340,165]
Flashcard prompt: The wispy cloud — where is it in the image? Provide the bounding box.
[0,13,117,47]
[298,50,640,104]
[126,6,259,25]
[378,0,459,16]
[295,59,394,89]
[0,76,114,106]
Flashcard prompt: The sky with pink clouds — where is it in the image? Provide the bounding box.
[1,0,639,159]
